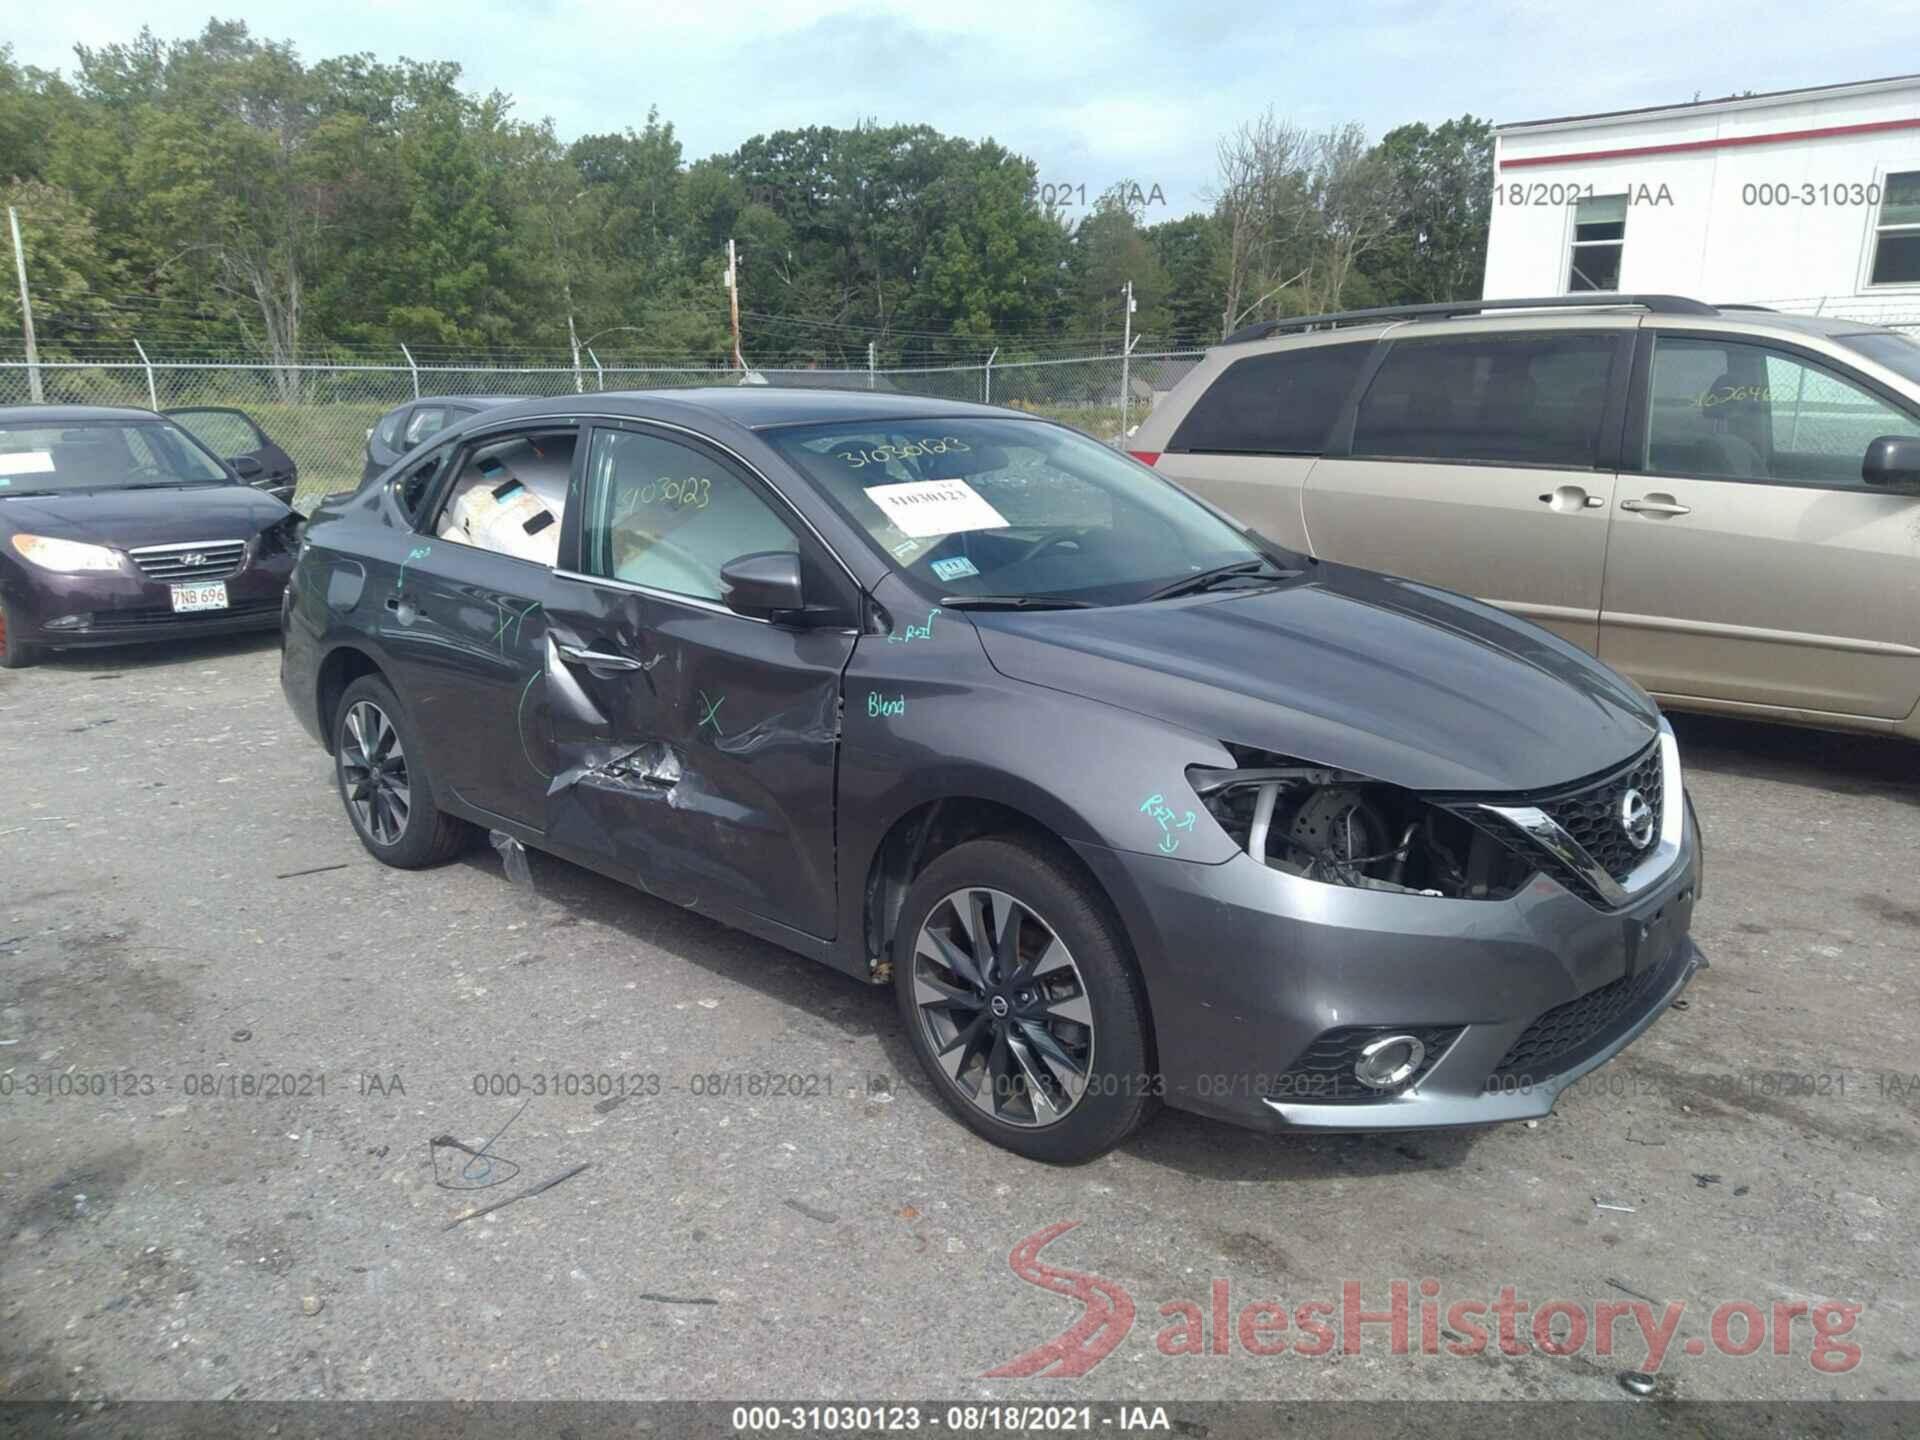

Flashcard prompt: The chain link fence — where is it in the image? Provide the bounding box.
[0,350,1205,511]
[9,296,1914,514]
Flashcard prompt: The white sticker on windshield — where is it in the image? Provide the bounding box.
[864,479,1008,539]
[0,451,56,476]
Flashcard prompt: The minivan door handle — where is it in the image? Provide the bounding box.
[1536,485,1606,511]
[1621,495,1693,516]
[556,643,645,672]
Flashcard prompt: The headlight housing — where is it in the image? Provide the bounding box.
[10,533,126,574]
[1187,746,1535,900]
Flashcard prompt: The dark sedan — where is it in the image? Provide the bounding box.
[281,389,1704,1163]
[0,406,302,667]
[361,394,525,485]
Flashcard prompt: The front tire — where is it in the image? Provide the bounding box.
[0,598,41,668]
[332,674,475,867]
[893,836,1156,1163]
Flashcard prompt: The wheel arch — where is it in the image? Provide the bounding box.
[314,644,388,753]
[859,794,1158,1071]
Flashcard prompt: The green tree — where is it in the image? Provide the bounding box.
[1361,115,1494,304]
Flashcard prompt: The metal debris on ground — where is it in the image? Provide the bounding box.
[489,828,535,889]
[444,1161,592,1231]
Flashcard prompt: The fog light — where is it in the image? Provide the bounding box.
[1354,1033,1426,1090]
[45,614,87,630]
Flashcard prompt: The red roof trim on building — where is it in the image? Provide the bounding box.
[1500,115,1920,169]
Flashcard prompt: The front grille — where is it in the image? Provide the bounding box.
[1267,1024,1461,1103]
[1466,740,1665,908]
[128,539,248,582]
[1487,957,1674,1086]
[1537,743,1664,886]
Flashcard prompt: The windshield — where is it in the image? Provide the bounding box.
[1841,331,1920,388]
[764,417,1268,606]
[0,420,231,495]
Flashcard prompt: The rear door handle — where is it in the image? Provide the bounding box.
[1621,496,1693,516]
[556,643,645,671]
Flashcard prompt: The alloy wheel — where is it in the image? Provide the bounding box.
[910,887,1095,1128]
[340,700,411,847]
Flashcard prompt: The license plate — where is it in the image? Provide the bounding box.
[170,581,229,613]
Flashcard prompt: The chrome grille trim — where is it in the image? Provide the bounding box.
[128,539,248,582]
[1475,723,1686,911]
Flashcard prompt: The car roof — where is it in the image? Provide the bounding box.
[0,404,164,424]
[473,386,1019,432]
[1210,298,1919,354]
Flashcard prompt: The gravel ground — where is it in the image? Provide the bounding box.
[1,632,1916,1407]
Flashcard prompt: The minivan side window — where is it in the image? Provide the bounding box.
[1644,336,1920,488]
[1167,342,1372,454]
[1351,332,1619,469]
[579,427,797,602]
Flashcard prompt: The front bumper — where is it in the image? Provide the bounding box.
[5,551,293,649]
[1071,796,1703,1132]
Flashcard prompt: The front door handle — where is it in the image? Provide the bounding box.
[1621,495,1693,516]
[556,643,645,671]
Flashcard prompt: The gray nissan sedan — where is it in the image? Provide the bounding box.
[280,388,1704,1162]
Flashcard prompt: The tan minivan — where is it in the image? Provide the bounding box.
[1129,295,1920,741]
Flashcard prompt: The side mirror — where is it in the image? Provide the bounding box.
[720,550,805,621]
[1862,435,1920,493]
[231,455,264,479]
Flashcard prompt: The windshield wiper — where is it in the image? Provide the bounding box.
[1141,558,1284,603]
[939,594,1096,611]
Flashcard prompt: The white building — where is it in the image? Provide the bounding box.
[1482,75,1920,324]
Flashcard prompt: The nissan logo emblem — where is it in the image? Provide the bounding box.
[1619,788,1656,851]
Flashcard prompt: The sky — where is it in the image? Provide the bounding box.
[8,1,1919,218]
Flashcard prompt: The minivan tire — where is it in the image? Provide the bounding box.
[893,836,1157,1163]
[333,674,476,868]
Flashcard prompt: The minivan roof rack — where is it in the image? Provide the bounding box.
[1220,294,1719,345]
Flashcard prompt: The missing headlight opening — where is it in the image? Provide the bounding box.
[1188,748,1534,899]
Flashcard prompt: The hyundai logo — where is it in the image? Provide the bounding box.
[181,551,207,567]
[1619,788,1656,850]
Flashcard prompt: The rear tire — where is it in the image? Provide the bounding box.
[332,674,476,867]
[893,836,1157,1164]
[0,598,41,668]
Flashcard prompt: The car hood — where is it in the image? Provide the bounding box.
[0,484,291,547]
[969,564,1660,794]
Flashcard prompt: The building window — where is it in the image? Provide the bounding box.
[1567,194,1626,292]
[1869,171,1920,286]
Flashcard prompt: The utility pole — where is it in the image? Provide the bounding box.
[867,340,875,390]
[567,310,583,394]
[8,206,43,403]
[1120,280,1136,435]
[725,239,745,372]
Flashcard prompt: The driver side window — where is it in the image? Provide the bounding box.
[580,427,797,602]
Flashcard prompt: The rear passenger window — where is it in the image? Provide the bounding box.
[430,430,576,564]
[1352,333,1619,469]
[405,406,452,446]
[1167,343,1372,454]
